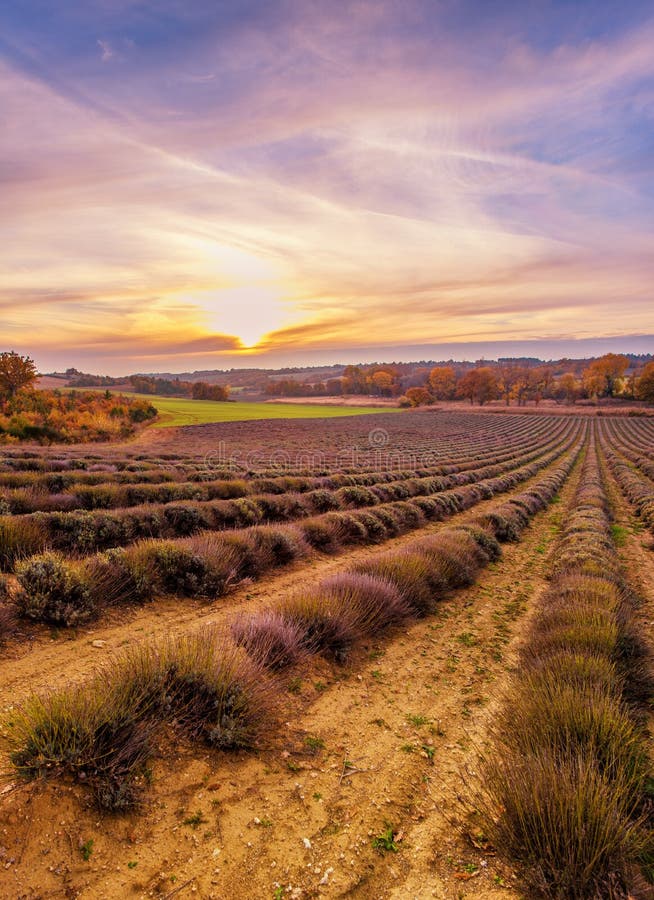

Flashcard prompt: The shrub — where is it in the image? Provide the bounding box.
[163,503,205,536]
[318,571,414,637]
[206,479,248,499]
[0,516,48,569]
[0,389,155,444]
[529,616,621,661]
[146,542,209,596]
[0,601,15,643]
[354,550,440,617]
[276,591,360,662]
[500,677,647,788]
[76,484,121,510]
[245,526,309,568]
[552,574,621,606]
[336,486,377,508]
[522,649,622,697]
[231,610,306,670]
[453,524,502,562]
[227,497,264,526]
[301,518,344,552]
[475,508,523,541]
[483,749,649,899]
[350,510,388,542]
[217,532,272,580]
[325,512,369,543]
[146,535,242,597]
[481,443,654,897]
[15,552,95,626]
[41,492,80,513]
[388,501,424,529]
[152,631,274,750]
[370,506,403,536]
[305,489,340,513]
[86,546,156,607]
[413,529,485,588]
[533,601,619,642]
[9,630,275,809]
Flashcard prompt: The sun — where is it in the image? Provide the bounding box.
[206,286,287,349]
[186,285,287,349]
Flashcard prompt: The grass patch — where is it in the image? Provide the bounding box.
[610,523,629,547]
[372,824,400,854]
[124,394,404,427]
[183,811,206,829]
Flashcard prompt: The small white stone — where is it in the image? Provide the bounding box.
[302,838,312,849]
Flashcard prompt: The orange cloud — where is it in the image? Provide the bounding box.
[1,6,654,373]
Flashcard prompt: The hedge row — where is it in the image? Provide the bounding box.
[602,444,654,535]
[6,434,582,626]
[0,419,568,511]
[0,424,580,565]
[482,436,654,897]
[7,434,576,810]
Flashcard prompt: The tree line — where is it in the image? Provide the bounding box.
[265,355,654,406]
[68,372,230,401]
[5,350,654,412]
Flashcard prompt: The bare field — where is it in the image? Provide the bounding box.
[1,410,653,899]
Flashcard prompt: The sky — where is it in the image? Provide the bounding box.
[1,0,653,375]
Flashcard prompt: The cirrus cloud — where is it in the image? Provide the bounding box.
[0,1,653,372]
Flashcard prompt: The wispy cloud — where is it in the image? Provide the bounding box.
[0,1,653,372]
[96,39,113,62]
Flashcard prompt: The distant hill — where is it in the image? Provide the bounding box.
[46,353,654,391]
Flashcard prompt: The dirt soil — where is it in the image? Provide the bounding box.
[0,452,584,899]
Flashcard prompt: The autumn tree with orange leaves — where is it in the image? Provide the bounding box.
[428,366,456,400]
[583,353,629,398]
[0,351,38,401]
[636,362,654,402]
[457,367,499,406]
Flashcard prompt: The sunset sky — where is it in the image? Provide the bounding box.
[1,1,653,374]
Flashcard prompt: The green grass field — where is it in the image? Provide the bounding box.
[130,395,403,427]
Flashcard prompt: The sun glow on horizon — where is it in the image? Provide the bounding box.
[0,1,653,372]
[194,285,289,349]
